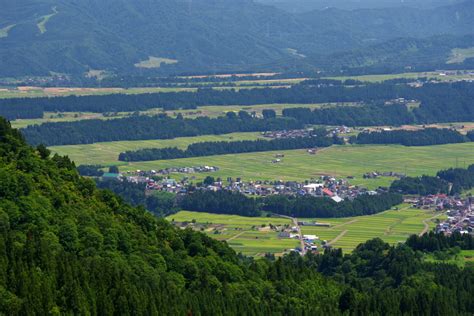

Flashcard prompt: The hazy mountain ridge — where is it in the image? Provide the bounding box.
[1,0,473,76]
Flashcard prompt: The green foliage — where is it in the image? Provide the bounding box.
[390,163,474,195]
[0,117,473,314]
[356,128,468,146]
[108,165,119,174]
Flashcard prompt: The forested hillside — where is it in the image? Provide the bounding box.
[0,118,474,314]
[1,0,473,76]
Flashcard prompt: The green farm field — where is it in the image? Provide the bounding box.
[327,70,474,83]
[167,207,444,256]
[0,86,197,99]
[0,83,293,99]
[300,205,444,253]
[166,211,299,256]
[10,112,124,129]
[81,142,474,189]
[50,132,264,166]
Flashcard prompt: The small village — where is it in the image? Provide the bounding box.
[262,126,352,139]
[404,194,474,236]
[102,166,387,201]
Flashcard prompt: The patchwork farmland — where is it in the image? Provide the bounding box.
[167,206,444,256]
[54,142,474,189]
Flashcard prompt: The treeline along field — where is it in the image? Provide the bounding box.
[22,114,302,146]
[118,134,340,162]
[390,164,474,195]
[353,128,469,146]
[13,80,474,146]
[1,80,473,121]
[179,190,403,218]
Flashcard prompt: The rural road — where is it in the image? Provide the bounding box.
[419,213,444,236]
[327,230,348,246]
[227,231,245,242]
[275,214,306,255]
[331,219,358,230]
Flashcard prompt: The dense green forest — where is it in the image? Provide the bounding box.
[118,134,340,162]
[353,128,468,146]
[0,118,474,314]
[77,164,104,177]
[1,0,473,77]
[390,164,474,195]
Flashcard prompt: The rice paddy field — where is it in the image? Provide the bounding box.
[50,132,263,165]
[299,205,444,253]
[56,142,474,189]
[166,206,444,256]
[166,211,299,256]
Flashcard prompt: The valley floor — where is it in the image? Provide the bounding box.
[167,205,444,256]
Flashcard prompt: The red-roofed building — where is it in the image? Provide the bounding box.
[322,188,334,197]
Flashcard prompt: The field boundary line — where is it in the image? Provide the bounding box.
[328,230,348,246]
[331,219,358,230]
[227,231,245,241]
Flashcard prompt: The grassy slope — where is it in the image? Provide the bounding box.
[447,47,474,64]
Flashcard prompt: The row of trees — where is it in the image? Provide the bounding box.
[261,192,403,218]
[390,164,474,195]
[282,103,414,126]
[407,231,474,252]
[2,81,473,122]
[119,135,340,162]
[178,190,403,218]
[1,118,473,315]
[468,130,474,141]
[22,115,303,146]
[353,128,468,146]
[77,164,105,177]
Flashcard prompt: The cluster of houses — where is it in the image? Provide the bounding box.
[433,197,473,235]
[262,126,351,140]
[329,125,352,135]
[103,166,386,202]
[153,165,219,175]
[406,194,467,211]
[279,226,323,253]
[102,165,219,182]
[403,194,474,236]
[191,175,384,202]
[262,129,316,139]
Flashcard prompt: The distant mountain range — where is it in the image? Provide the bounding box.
[1,0,473,77]
[256,0,465,12]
